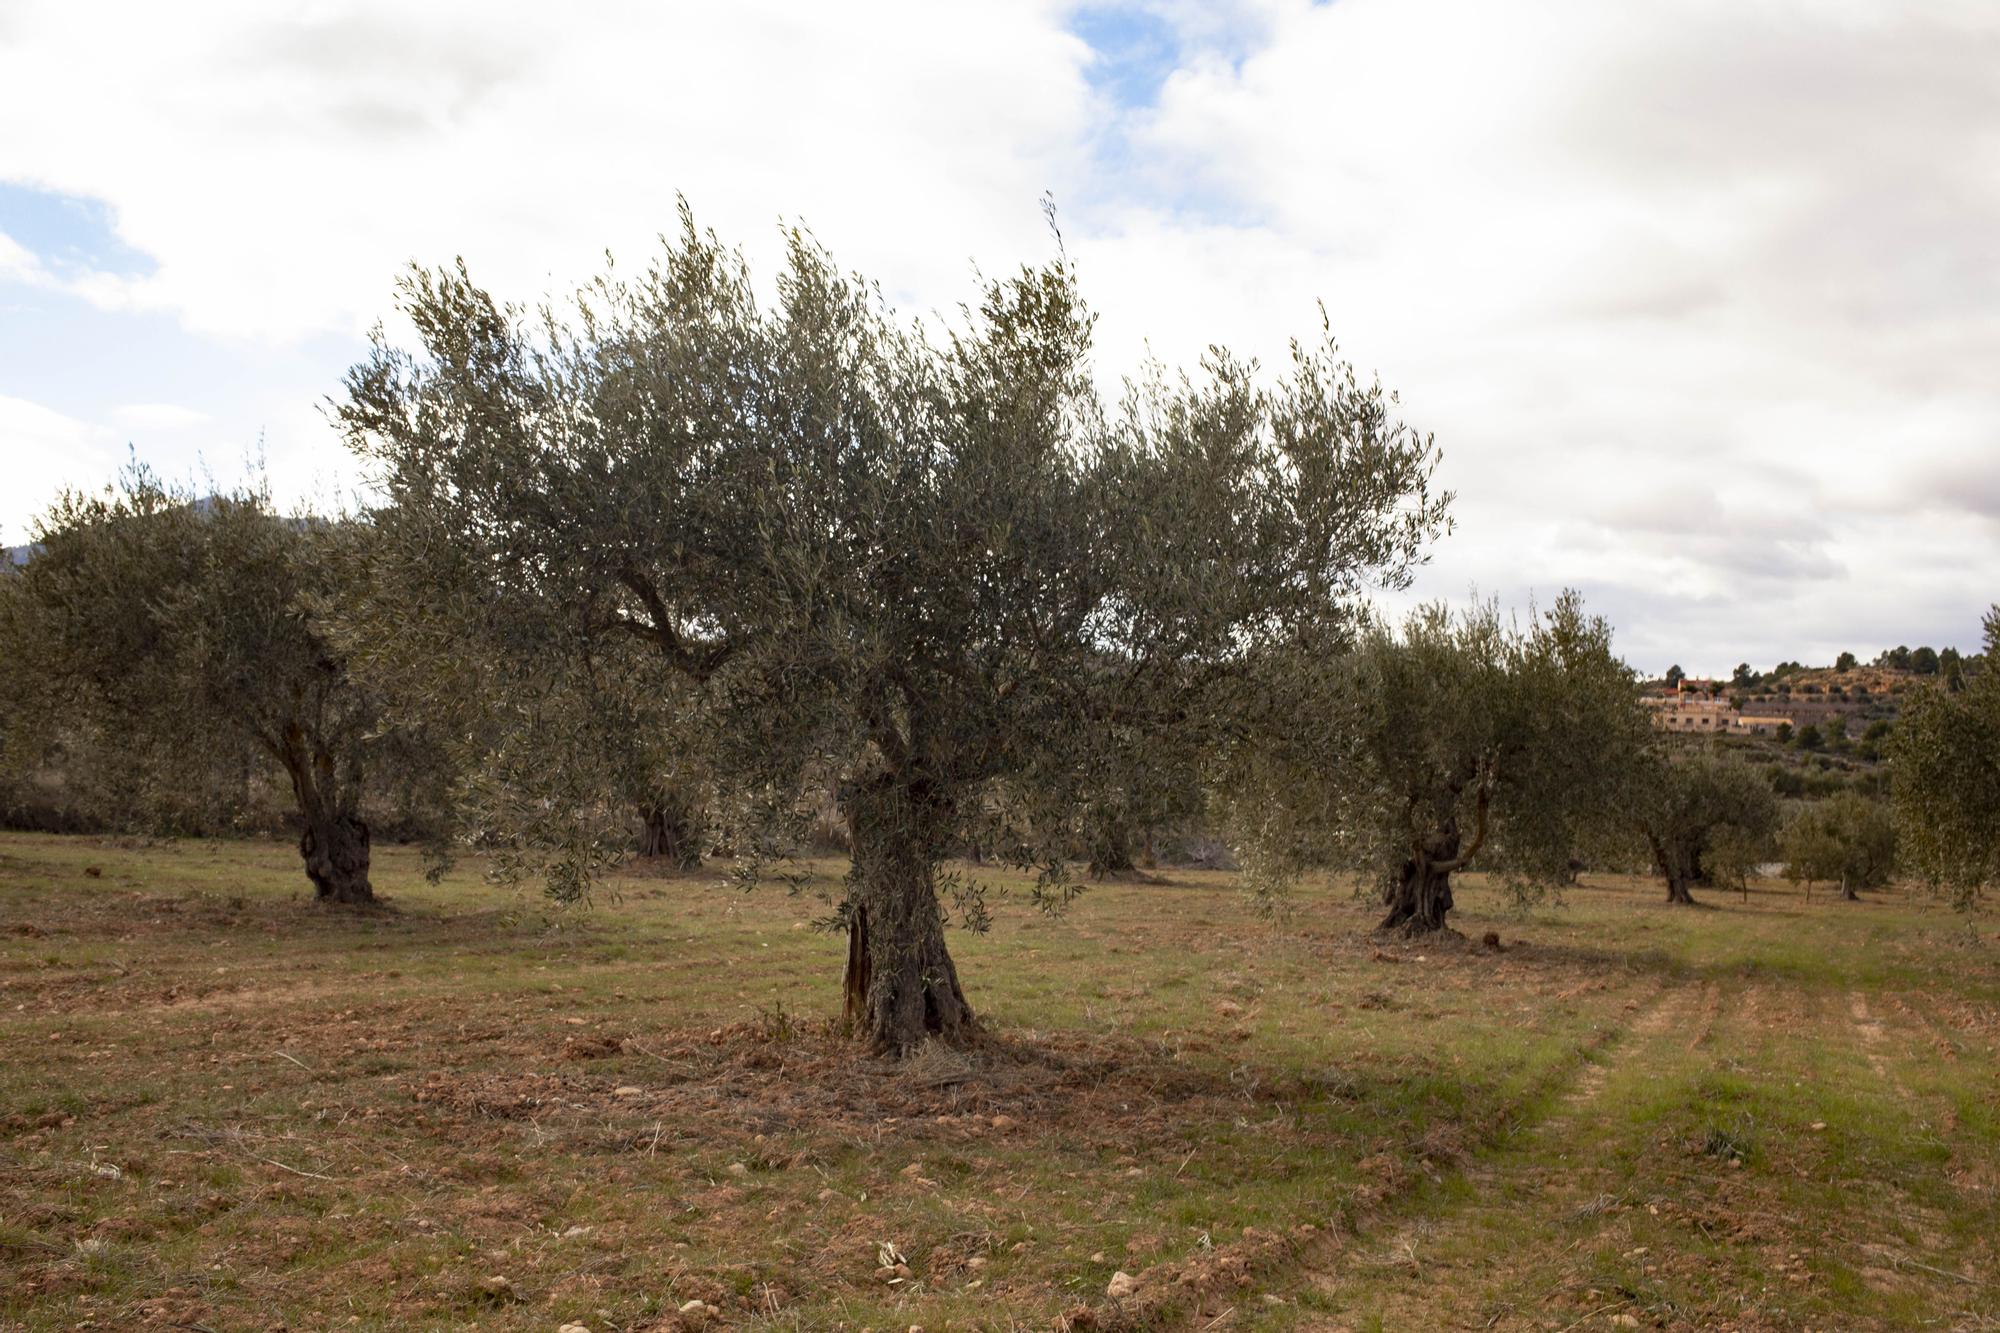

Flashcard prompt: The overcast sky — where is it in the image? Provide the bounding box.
[2,0,1995,674]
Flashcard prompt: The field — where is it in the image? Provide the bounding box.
[2,832,1997,1331]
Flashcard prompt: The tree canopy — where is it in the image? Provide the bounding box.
[1630,747,1779,905]
[1781,792,1896,901]
[0,470,395,903]
[1891,606,2000,909]
[1222,593,1646,934]
[335,210,1450,1052]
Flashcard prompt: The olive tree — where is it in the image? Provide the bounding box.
[1891,606,1999,908]
[0,471,391,903]
[335,211,1448,1052]
[1631,748,1779,905]
[1780,791,1896,901]
[1223,593,1646,935]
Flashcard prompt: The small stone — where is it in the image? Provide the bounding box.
[990,1114,1017,1130]
[1809,1121,1827,1131]
[558,1324,591,1333]
[1107,1270,1139,1300]
[966,1256,987,1270]
[480,1275,513,1297]
[727,1162,750,1178]
[1090,1251,1105,1263]
[816,1188,837,1202]
[679,1298,707,1313]
[1609,1316,1640,1329]
[613,1085,643,1098]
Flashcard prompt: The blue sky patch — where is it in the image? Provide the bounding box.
[0,182,156,278]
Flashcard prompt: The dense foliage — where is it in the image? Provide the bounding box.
[1222,593,1646,933]
[1630,748,1780,905]
[1891,606,2000,908]
[334,210,1450,1051]
[1780,791,1897,901]
[0,471,407,902]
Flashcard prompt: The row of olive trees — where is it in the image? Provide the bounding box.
[5,209,1990,1052]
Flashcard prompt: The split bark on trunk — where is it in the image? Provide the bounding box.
[1379,785,1489,935]
[1088,821,1137,879]
[1649,832,1700,905]
[301,810,373,904]
[1378,854,1456,933]
[637,797,702,870]
[841,774,975,1055]
[279,725,374,905]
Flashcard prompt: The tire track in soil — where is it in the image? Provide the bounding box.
[1847,990,1905,1097]
[1279,980,1698,1329]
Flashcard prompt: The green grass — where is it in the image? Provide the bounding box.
[0,831,1995,1330]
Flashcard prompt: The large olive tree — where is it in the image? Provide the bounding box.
[1631,748,1779,905]
[335,211,1448,1053]
[0,472,391,903]
[1780,791,1896,901]
[1891,606,1999,908]
[1224,594,1646,935]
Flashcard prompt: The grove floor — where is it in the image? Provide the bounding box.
[0,832,1994,1331]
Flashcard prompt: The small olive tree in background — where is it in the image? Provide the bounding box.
[1891,606,1999,909]
[1780,791,1896,901]
[1630,748,1779,905]
[0,470,397,903]
[1222,593,1646,935]
[334,208,1449,1053]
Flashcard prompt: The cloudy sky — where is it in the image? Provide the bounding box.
[2,0,1995,674]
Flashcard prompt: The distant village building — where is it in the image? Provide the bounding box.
[1641,686,1731,733]
[1642,675,1862,737]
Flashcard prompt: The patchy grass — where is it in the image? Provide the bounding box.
[0,833,1995,1331]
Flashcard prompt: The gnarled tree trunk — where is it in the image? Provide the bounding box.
[1087,819,1137,879]
[301,809,373,904]
[637,795,702,870]
[1380,787,1488,935]
[842,773,975,1055]
[1378,852,1456,933]
[281,725,374,905]
[1649,832,1699,905]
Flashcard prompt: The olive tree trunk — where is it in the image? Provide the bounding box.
[841,774,975,1056]
[1087,820,1137,879]
[282,728,374,905]
[1380,796,1487,935]
[301,809,373,904]
[1649,833,1700,905]
[1379,854,1456,933]
[636,796,702,870]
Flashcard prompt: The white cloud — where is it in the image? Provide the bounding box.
[0,396,123,541]
[0,0,1096,341]
[0,231,44,285]
[1,0,1996,668]
[111,403,211,431]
